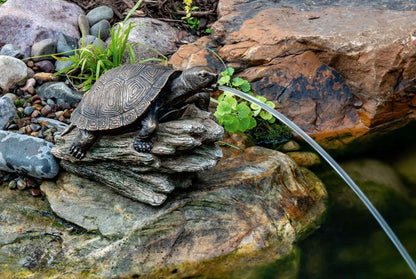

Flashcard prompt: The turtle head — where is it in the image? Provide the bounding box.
[181,66,218,91]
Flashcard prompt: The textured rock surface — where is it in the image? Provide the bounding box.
[0,96,16,130]
[0,131,59,179]
[170,0,416,149]
[0,55,27,92]
[52,106,224,206]
[0,0,83,57]
[108,18,185,62]
[32,145,327,277]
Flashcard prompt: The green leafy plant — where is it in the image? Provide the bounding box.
[0,0,6,4]
[182,0,200,29]
[53,0,167,92]
[54,21,137,91]
[213,67,276,133]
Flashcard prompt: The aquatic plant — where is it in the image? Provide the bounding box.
[212,66,292,148]
[213,67,276,132]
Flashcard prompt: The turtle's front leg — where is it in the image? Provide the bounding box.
[185,92,210,110]
[134,105,158,153]
[70,129,97,159]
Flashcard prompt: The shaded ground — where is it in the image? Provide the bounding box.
[67,0,218,31]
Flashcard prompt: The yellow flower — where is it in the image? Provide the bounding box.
[183,0,192,6]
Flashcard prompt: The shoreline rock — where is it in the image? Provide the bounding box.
[170,0,416,149]
[35,145,327,277]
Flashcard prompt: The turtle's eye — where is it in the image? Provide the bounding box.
[198,71,208,78]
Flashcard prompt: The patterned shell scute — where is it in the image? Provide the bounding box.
[71,64,176,131]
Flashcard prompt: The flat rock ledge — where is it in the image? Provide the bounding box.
[52,105,224,206]
[22,146,327,278]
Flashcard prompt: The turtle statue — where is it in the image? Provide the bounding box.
[62,63,218,159]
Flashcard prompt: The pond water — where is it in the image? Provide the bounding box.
[298,122,416,279]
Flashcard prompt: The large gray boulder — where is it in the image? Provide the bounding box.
[0,130,59,179]
[0,0,83,57]
[52,106,224,206]
[107,18,186,63]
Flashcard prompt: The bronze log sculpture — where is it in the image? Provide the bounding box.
[62,64,217,159]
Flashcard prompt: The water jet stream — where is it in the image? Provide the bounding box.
[219,85,416,276]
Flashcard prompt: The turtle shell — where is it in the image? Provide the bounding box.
[70,64,177,131]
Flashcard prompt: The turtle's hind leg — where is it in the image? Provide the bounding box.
[70,129,97,159]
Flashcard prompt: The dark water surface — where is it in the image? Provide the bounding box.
[298,122,416,279]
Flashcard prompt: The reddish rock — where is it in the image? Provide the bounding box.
[170,0,416,149]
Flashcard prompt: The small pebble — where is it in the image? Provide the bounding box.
[33,104,43,111]
[31,131,39,137]
[58,102,71,110]
[78,14,90,36]
[17,107,24,114]
[55,111,64,118]
[8,124,18,130]
[353,100,363,108]
[25,125,32,134]
[8,180,17,190]
[30,188,41,197]
[31,95,40,102]
[31,110,40,118]
[33,72,59,82]
[21,78,36,92]
[16,179,27,191]
[27,61,34,68]
[63,109,71,118]
[34,60,55,73]
[287,151,321,167]
[86,5,114,26]
[24,106,35,116]
[41,105,52,116]
[47,98,55,105]
[27,87,35,94]
[27,179,35,188]
[30,123,41,132]
[27,67,35,78]
[281,140,301,152]
[90,19,111,40]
